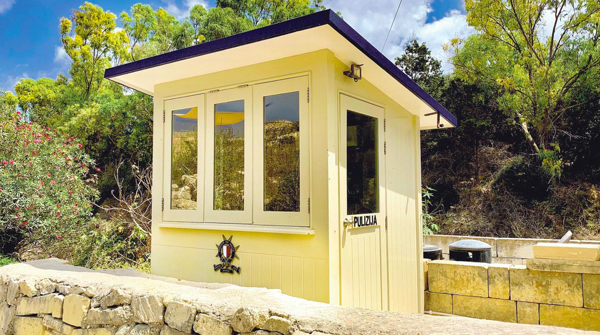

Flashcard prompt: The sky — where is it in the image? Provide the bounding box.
[0,0,474,93]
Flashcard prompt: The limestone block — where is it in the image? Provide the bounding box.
[583,274,600,309]
[7,279,20,305]
[16,294,60,315]
[428,261,489,297]
[0,303,16,334]
[424,292,452,314]
[42,315,75,334]
[72,329,114,335]
[261,316,292,335]
[132,295,164,325]
[100,289,132,309]
[58,285,84,296]
[52,295,64,319]
[423,260,430,291]
[19,280,38,297]
[130,324,160,335]
[63,294,91,327]
[0,281,7,304]
[116,325,134,335]
[488,264,510,299]
[540,304,600,332]
[452,295,516,323]
[510,267,583,307]
[164,301,196,333]
[193,314,232,335]
[85,306,133,326]
[37,279,57,296]
[526,258,600,274]
[517,302,539,325]
[13,316,44,335]
[231,307,268,333]
[533,243,600,261]
[160,325,188,335]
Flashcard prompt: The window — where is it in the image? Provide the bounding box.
[253,76,310,226]
[163,94,205,222]
[163,76,309,227]
[346,111,379,215]
[205,87,253,224]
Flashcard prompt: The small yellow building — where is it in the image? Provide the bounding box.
[105,10,456,313]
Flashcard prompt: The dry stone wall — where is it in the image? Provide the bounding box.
[0,259,594,335]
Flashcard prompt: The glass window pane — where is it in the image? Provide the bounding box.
[347,110,379,215]
[214,100,245,211]
[171,107,198,210]
[264,92,300,212]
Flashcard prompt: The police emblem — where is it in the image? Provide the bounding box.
[214,235,241,274]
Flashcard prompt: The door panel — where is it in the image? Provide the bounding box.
[339,94,387,310]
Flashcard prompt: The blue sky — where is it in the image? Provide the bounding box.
[0,0,471,93]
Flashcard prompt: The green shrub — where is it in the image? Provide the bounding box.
[0,255,16,267]
[492,156,552,201]
[0,111,98,257]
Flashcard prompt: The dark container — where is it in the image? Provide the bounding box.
[449,239,492,263]
[423,244,443,260]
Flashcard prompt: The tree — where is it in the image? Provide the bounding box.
[0,91,17,119]
[216,0,322,27]
[60,2,129,99]
[120,4,157,61]
[450,0,600,177]
[395,39,444,99]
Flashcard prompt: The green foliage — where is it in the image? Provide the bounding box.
[451,0,600,177]
[395,39,444,99]
[72,218,150,272]
[0,255,16,267]
[0,112,98,257]
[422,186,440,235]
[60,2,130,99]
[0,91,18,119]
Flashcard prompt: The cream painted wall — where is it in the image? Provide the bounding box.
[152,50,333,303]
[332,57,423,313]
[151,49,422,310]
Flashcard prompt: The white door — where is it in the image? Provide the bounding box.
[339,94,387,310]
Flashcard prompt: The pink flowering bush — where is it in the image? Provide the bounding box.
[0,111,98,257]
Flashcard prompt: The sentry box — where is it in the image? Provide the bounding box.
[105,10,456,313]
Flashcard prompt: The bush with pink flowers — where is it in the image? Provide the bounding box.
[0,111,98,258]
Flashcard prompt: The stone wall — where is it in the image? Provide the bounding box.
[424,259,600,332]
[424,234,600,265]
[0,259,592,335]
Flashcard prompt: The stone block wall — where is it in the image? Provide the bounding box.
[1,260,591,335]
[425,260,600,332]
[423,234,600,265]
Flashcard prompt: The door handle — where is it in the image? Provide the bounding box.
[343,218,353,228]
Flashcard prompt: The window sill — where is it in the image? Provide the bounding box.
[159,222,315,235]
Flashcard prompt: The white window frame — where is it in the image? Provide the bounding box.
[205,86,253,224]
[163,94,205,222]
[252,76,310,227]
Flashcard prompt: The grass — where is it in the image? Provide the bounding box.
[0,255,16,267]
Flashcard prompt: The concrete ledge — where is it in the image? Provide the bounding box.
[526,258,600,274]
[1,259,592,335]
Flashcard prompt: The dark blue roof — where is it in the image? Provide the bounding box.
[105,10,456,126]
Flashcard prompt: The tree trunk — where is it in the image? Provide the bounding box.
[516,113,540,153]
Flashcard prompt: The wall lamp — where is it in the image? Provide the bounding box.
[344,63,363,82]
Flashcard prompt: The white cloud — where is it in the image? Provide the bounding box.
[162,0,209,21]
[323,0,474,72]
[0,0,15,14]
[0,73,29,93]
[54,46,70,67]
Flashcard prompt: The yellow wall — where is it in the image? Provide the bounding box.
[152,50,333,303]
[332,56,423,313]
[151,49,422,309]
